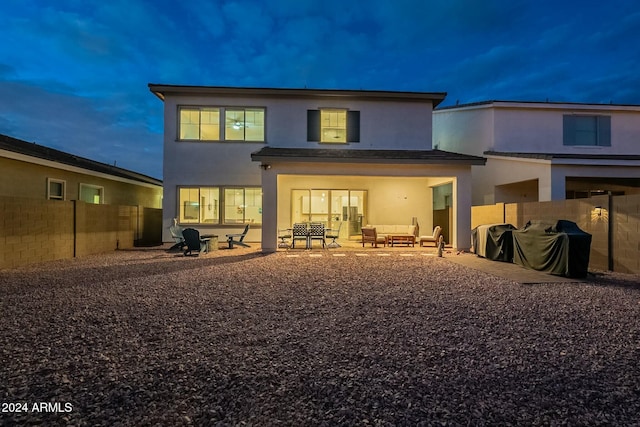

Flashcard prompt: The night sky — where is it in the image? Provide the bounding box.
[1,0,638,179]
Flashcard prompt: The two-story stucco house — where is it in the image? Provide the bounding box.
[433,101,640,206]
[149,84,485,252]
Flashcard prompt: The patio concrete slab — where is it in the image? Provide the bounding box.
[443,252,584,284]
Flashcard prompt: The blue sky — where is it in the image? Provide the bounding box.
[1,0,639,179]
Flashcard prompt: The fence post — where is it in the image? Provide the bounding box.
[608,192,613,271]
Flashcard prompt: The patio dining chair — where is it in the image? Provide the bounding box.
[278,228,292,248]
[308,222,326,249]
[325,222,342,248]
[291,223,309,249]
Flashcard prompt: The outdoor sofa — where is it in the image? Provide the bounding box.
[365,224,417,246]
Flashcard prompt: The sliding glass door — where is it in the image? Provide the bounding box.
[291,189,367,239]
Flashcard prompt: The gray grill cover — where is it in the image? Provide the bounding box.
[472,223,517,262]
[512,220,592,278]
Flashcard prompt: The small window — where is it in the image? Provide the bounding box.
[47,178,66,200]
[79,184,104,204]
[563,115,611,146]
[308,109,360,143]
[321,109,347,142]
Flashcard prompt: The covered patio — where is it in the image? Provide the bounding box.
[252,148,486,252]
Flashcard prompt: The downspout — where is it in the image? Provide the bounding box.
[72,200,77,258]
[608,191,613,271]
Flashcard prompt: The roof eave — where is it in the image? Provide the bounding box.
[251,148,486,166]
[148,83,447,106]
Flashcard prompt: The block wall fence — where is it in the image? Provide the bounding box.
[471,194,640,274]
[0,196,162,270]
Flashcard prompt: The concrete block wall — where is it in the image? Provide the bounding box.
[475,194,640,273]
[505,197,609,271]
[0,196,74,269]
[612,195,640,274]
[470,203,505,229]
[74,202,135,258]
[0,196,162,270]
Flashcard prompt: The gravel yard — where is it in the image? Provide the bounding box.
[2,247,640,426]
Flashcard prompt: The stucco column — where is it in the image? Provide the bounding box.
[538,166,565,201]
[453,170,472,250]
[261,168,278,253]
[549,168,566,201]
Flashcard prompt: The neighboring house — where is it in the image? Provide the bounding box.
[149,84,485,252]
[0,133,162,208]
[433,101,640,206]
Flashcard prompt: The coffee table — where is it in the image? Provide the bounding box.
[388,235,415,247]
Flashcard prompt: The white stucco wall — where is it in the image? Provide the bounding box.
[162,94,434,151]
[435,101,640,155]
[434,101,640,205]
[160,91,438,241]
[433,107,494,156]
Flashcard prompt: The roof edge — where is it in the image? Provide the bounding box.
[0,134,162,185]
[148,84,447,107]
[251,147,486,165]
[437,99,640,111]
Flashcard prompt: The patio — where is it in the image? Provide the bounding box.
[1,246,640,425]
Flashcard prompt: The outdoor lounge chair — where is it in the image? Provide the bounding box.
[169,222,186,251]
[226,224,250,248]
[182,228,210,256]
[361,227,386,247]
[419,226,442,247]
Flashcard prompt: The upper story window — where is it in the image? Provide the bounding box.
[179,106,265,142]
[563,115,611,146]
[307,109,360,143]
[321,109,347,142]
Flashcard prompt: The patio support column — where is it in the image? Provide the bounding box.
[453,170,472,251]
[261,166,277,253]
[549,168,566,201]
[539,167,565,202]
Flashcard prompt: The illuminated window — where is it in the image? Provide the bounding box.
[79,184,104,204]
[225,109,265,141]
[177,186,261,225]
[224,187,262,224]
[179,107,220,140]
[179,107,264,141]
[307,109,359,143]
[178,187,220,224]
[563,115,611,146]
[47,178,66,200]
[321,109,347,142]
